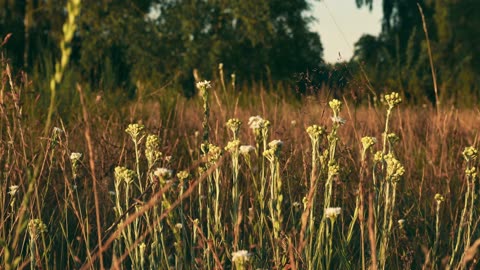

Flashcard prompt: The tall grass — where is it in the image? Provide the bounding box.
[1,51,480,269]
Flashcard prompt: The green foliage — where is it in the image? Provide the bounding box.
[353,0,480,106]
[0,0,324,98]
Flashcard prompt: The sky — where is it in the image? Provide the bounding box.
[309,0,383,63]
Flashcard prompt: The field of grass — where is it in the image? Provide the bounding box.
[1,56,480,270]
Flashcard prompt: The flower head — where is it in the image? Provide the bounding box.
[8,185,19,196]
[361,136,377,151]
[434,193,445,204]
[324,207,342,220]
[225,139,241,153]
[239,145,256,155]
[384,92,402,109]
[248,115,269,130]
[145,134,163,168]
[226,118,242,137]
[306,125,326,140]
[330,116,346,125]
[387,133,400,145]
[125,123,145,143]
[114,166,137,185]
[263,140,283,161]
[196,80,211,90]
[329,99,343,116]
[232,250,252,263]
[328,163,340,178]
[28,219,47,240]
[201,143,222,164]
[385,153,405,181]
[398,219,405,229]
[463,146,478,162]
[176,170,190,181]
[154,167,173,179]
[70,152,82,162]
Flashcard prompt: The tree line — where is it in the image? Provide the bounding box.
[1,0,479,105]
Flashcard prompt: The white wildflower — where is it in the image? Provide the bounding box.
[8,185,19,196]
[196,80,211,90]
[232,250,251,263]
[324,207,342,219]
[330,116,346,125]
[154,168,173,179]
[239,145,256,155]
[248,116,267,130]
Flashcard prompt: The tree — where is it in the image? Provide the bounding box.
[353,0,480,105]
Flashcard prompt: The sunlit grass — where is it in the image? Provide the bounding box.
[1,55,480,269]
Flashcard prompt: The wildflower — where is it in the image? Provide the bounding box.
[384,92,402,109]
[196,80,211,91]
[70,152,82,178]
[385,153,405,181]
[125,123,145,142]
[8,185,19,196]
[114,166,137,185]
[328,163,340,178]
[205,143,222,163]
[53,127,64,135]
[361,136,377,151]
[330,116,346,125]
[248,115,269,130]
[374,151,384,163]
[154,167,173,179]
[465,167,477,178]
[263,140,283,161]
[226,118,242,138]
[324,207,342,220]
[70,152,82,162]
[434,193,445,204]
[175,223,183,230]
[329,99,343,116]
[306,124,326,140]
[239,145,255,155]
[145,134,162,168]
[225,139,241,153]
[28,219,47,240]
[292,201,302,209]
[268,139,283,150]
[139,242,146,254]
[232,250,252,263]
[398,219,405,229]
[462,146,478,162]
[386,133,400,145]
[176,170,190,181]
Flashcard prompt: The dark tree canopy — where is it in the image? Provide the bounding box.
[0,0,324,96]
[353,0,480,105]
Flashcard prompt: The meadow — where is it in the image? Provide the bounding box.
[1,54,480,270]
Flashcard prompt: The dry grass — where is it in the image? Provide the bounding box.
[1,65,479,268]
